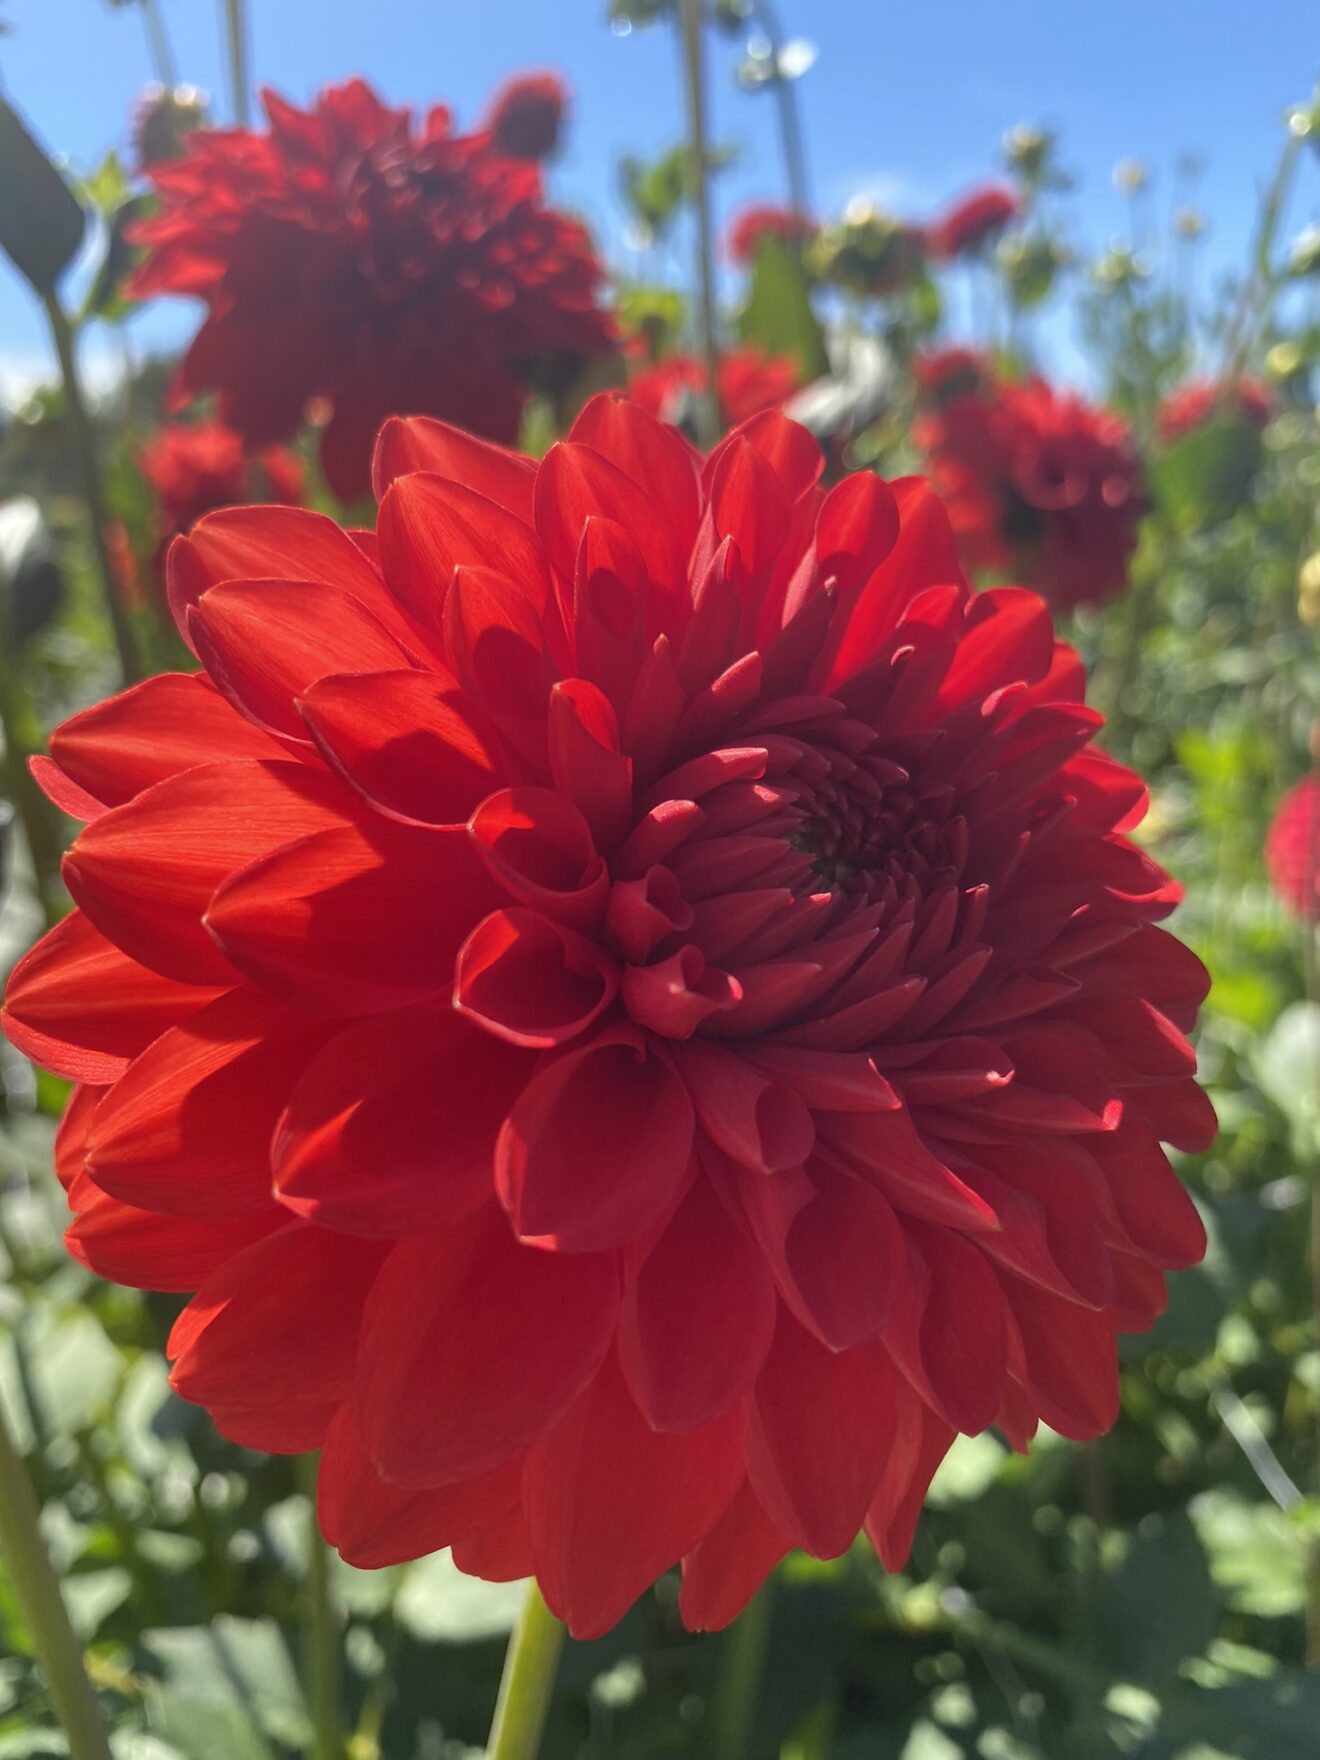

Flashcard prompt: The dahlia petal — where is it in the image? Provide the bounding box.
[742,1046,901,1113]
[670,1040,815,1174]
[63,760,348,986]
[29,755,107,823]
[206,819,492,1015]
[1087,1124,1207,1269]
[378,472,548,638]
[452,1516,537,1584]
[1002,1272,1119,1439]
[168,1224,388,1451]
[536,442,685,626]
[708,437,790,579]
[746,1310,896,1557]
[569,394,702,552]
[2,910,221,1085]
[621,946,741,1038]
[678,1482,792,1632]
[863,1399,956,1571]
[937,587,1057,707]
[739,1156,906,1350]
[469,787,608,929]
[49,672,283,809]
[444,566,555,765]
[818,1107,1000,1232]
[1127,1076,1218,1153]
[86,988,330,1219]
[273,1010,531,1236]
[496,1030,694,1251]
[318,1406,523,1569]
[546,680,634,854]
[815,472,901,590]
[885,1223,1008,1434]
[299,670,502,826]
[618,1175,776,1431]
[706,410,822,504]
[66,1183,282,1292]
[372,415,536,518]
[572,517,650,708]
[354,1205,619,1487]
[189,580,416,743]
[524,1351,744,1639]
[166,506,397,648]
[455,908,618,1048]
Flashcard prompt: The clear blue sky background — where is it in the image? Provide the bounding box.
[0,0,1315,401]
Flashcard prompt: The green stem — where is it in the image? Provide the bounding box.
[139,0,177,87]
[222,0,251,127]
[754,1,810,220]
[1301,917,1320,1668]
[486,1582,566,1760]
[0,634,63,927]
[677,0,722,447]
[0,1395,113,1760]
[298,1454,342,1760]
[41,294,139,686]
[707,1577,774,1760]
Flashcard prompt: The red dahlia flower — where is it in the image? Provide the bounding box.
[627,347,802,428]
[4,400,1212,1640]
[926,184,1021,261]
[141,422,305,554]
[916,354,1147,609]
[483,73,567,161]
[1266,777,1320,917]
[128,78,613,501]
[1157,376,1274,444]
[727,203,818,265]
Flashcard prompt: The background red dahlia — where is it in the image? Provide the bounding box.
[128,78,615,500]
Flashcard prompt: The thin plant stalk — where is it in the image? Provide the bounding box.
[1301,905,1320,1668]
[707,1577,774,1760]
[677,0,722,447]
[0,622,63,925]
[486,1581,566,1760]
[0,1396,114,1760]
[139,0,177,88]
[41,294,139,686]
[297,1454,342,1760]
[222,0,251,127]
[754,0,810,219]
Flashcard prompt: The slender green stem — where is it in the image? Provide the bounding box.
[297,1454,342,1760]
[222,0,251,127]
[486,1582,566,1760]
[0,635,63,927]
[677,0,721,447]
[0,1395,113,1760]
[707,1577,774,1760]
[41,294,139,686]
[1301,916,1320,1668]
[753,1,809,221]
[139,0,177,88]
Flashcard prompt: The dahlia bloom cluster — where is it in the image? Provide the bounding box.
[129,79,613,500]
[4,401,1211,1639]
[1157,376,1274,444]
[926,184,1021,261]
[1266,777,1320,917]
[915,349,1147,609]
[726,203,819,266]
[627,347,801,428]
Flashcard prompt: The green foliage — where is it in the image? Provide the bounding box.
[738,235,831,381]
[0,100,86,298]
[1151,421,1266,533]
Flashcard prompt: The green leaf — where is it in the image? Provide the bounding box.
[0,98,86,296]
[738,234,830,382]
[1092,1511,1220,1683]
[1251,1000,1320,1151]
[1150,419,1264,532]
[1192,1491,1308,1618]
[142,1618,310,1758]
[393,1550,526,1643]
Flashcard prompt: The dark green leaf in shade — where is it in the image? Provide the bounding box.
[738,234,830,382]
[0,99,86,296]
[1150,418,1265,532]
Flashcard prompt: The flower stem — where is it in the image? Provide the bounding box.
[486,1581,565,1760]
[1301,915,1320,1668]
[754,1,810,220]
[297,1454,342,1760]
[0,633,64,927]
[707,1577,774,1760]
[41,294,139,687]
[0,1395,113,1760]
[139,0,177,88]
[221,0,251,127]
[677,0,722,447]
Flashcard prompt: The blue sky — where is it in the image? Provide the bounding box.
[0,0,1315,402]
